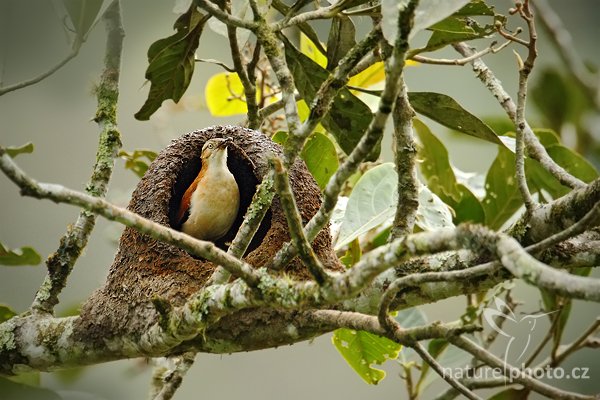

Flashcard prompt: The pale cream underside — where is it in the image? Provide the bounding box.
[182,155,240,241]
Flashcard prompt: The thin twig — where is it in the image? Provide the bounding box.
[409,40,512,66]
[272,157,331,285]
[30,0,124,314]
[450,336,594,400]
[411,342,482,400]
[514,0,538,213]
[0,39,82,96]
[453,42,586,189]
[196,0,256,30]
[224,0,260,129]
[551,318,600,367]
[194,58,235,72]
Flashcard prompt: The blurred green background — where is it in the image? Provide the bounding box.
[1,0,599,399]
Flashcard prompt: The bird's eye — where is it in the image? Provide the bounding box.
[208,144,214,149]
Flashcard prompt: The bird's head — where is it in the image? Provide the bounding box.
[201,137,232,162]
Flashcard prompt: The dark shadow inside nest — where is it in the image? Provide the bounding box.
[168,142,272,255]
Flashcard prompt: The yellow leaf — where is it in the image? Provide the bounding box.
[348,62,385,88]
[300,33,327,68]
[205,72,248,116]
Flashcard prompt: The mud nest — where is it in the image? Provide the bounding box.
[78,126,341,340]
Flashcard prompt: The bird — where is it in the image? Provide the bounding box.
[176,137,240,241]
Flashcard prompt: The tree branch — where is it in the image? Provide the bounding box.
[452,41,586,189]
[0,39,82,96]
[390,77,418,239]
[269,2,419,270]
[450,335,595,400]
[272,157,331,285]
[0,149,262,287]
[30,0,124,314]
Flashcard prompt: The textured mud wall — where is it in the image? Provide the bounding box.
[77,126,340,343]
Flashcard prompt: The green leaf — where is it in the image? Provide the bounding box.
[326,15,356,71]
[414,119,485,223]
[332,328,401,385]
[424,16,498,53]
[415,185,455,231]
[301,132,339,189]
[489,388,530,400]
[339,238,361,268]
[482,147,522,229]
[63,0,104,37]
[336,163,454,249]
[412,0,505,53]
[0,243,41,266]
[0,304,17,323]
[336,163,397,250]
[0,376,63,400]
[283,37,376,157]
[269,131,339,190]
[534,128,560,147]
[5,142,34,158]
[545,145,597,182]
[135,7,207,120]
[382,0,471,44]
[118,149,157,178]
[454,0,495,16]
[409,92,504,146]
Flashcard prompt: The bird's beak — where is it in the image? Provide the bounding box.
[217,137,232,149]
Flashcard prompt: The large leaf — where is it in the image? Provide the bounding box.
[63,0,104,38]
[415,186,455,231]
[0,243,41,266]
[326,15,356,71]
[482,147,522,229]
[283,38,375,156]
[205,72,249,116]
[301,132,339,189]
[414,119,485,223]
[336,163,397,250]
[5,142,34,158]
[270,131,339,190]
[135,7,207,120]
[382,0,471,44]
[336,163,453,249]
[409,92,504,146]
[332,328,401,385]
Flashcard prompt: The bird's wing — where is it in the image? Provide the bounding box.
[177,171,203,226]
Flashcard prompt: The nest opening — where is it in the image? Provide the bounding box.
[168,142,271,255]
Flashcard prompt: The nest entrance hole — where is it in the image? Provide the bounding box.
[168,144,271,254]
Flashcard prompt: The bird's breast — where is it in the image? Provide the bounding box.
[182,168,240,241]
